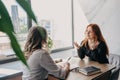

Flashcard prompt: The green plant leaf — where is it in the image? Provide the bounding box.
[47,37,53,49]
[8,32,28,67]
[0,1,28,66]
[16,0,37,23]
[0,1,14,32]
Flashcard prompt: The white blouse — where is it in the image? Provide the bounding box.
[22,49,66,80]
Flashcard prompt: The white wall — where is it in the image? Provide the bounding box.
[79,0,120,54]
[73,0,89,44]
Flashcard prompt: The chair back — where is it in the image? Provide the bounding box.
[109,54,120,80]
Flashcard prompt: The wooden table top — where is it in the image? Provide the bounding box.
[66,57,115,80]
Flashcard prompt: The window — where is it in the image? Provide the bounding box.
[0,0,73,61]
[31,0,73,50]
[0,0,27,59]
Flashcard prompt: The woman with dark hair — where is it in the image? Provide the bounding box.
[74,24,109,63]
[22,26,70,80]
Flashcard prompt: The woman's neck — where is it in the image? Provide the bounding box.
[88,39,98,50]
[88,39,97,44]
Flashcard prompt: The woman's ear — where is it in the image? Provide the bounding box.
[42,40,47,48]
[42,40,45,45]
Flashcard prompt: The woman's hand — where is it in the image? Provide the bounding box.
[64,62,70,69]
[74,42,80,49]
[54,58,62,63]
[63,62,70,78]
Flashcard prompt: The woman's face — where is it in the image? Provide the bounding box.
[85,26,96,40]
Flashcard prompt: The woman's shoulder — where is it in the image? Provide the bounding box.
[98,41,106,47]
[33,49,49,56]
[99,41,106,45]
[29,49,50,60]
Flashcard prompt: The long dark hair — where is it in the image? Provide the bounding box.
[81,24,109,55]
[24,26,47,58]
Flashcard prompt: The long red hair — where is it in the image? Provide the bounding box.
[81,24,109,55]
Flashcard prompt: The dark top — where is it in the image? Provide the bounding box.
[77,41,109,63]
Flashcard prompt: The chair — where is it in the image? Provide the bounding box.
[109,54,120,80]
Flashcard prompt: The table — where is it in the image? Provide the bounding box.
[66,57,116,80]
